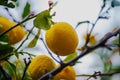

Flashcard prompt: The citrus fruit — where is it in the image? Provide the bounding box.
[53,66,76,80]
[83,33,97,45]
[45,22,78,56]
[0,16,26,44]
[28,55,56,80]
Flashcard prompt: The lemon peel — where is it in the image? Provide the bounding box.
[45,22,78,56]
[28,55,56,80]
[0,16,26,44]
[54,66,76,80]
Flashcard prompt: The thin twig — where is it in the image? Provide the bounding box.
[21,58,31,80]
[40,37,60,63]
[85,2,111,46]
[76,71,120,79]
[16,26,35,51]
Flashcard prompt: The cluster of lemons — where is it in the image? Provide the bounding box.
[0,16,78,80]
[28,22,78,80]
[28,55,76,80]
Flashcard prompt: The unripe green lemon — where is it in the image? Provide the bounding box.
[28,55,56,80]
[45,22,78,56]
[0,16,26,44]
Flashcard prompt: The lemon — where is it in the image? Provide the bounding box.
[54,66,76,80]
[45,22,78,56]
[28,55,56,80]
[0,16,26,44]
[83,33,97,45]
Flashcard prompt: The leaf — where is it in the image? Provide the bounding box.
[15,0,19,7]
[111,0,120,7]
[34,10,52,30]
[0,0,15,8]
[22,2,30,19]
[28,29,41,48]
[64,52,77,62]
[0,45,14,55]
[0,35,14,60]
[13,60,32,80]
[7,61,16,75]
[0,65,11,80]
[0,34,9,44]
[75,21,90,29]
[111,66,120,72]
[2,61,16,79]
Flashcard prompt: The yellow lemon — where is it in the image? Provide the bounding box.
[45,22,78,56]
[0,16,26,44]
[28,55,56,80]
[54,66,76,80]
[83,33,97,45]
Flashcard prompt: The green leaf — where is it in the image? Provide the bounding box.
[13,60,32,80]
[64,52,77,62]
[75,21,90,29]
[34,10,52,30]
[7,61,16,73]
[28,29,41,48]
[0,34,9,44]
[22,2,30,19]
[2,61,16,79]
[0,65,11,80]
[111,0,120,7]
[0,35,14,60]
[0,46,14,61]
[15,0,19,7]
[0,44,14,55]
[0,0,15,8]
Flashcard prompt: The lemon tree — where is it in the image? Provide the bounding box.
[28,55,56,80]
[45,22,78,56]
[0,16,26,44]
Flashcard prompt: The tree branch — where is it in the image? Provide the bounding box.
[76,71,120,80]
[39,28,120,80]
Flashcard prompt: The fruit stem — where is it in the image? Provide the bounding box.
[40,37,60,63]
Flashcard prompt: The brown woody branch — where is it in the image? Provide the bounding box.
[39,28,120,80]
